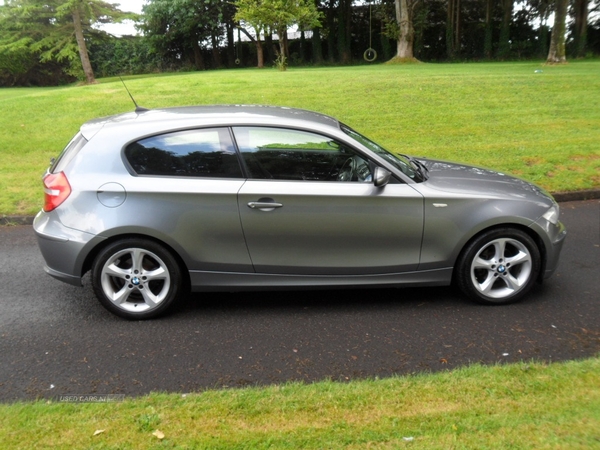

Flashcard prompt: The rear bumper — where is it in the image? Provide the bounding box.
[42,265,83,287]
[33,211,99,287]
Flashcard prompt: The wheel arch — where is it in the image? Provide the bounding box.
[81,233,191,291]
[452,223,547,285]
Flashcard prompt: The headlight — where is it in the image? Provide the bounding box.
[542,205,560,225]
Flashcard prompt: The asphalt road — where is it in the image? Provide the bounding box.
[1,200,598,402]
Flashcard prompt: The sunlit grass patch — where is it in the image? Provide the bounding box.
[1,61,599,215]
[0,357,599,449]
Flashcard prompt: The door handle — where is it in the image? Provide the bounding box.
[247,201,283,211]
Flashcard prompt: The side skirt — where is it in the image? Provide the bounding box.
[189,268,453,292]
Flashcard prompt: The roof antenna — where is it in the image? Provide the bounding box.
[119,76,149,113]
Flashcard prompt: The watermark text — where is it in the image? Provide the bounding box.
[57,394,125,403]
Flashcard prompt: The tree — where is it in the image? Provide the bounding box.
[547,0,568,63]
[483,0,493,59]
[529,0,552,58]
[381,0,419,61]
[337,0,352,63]
[235,0,322,68]
[139,0,226,71]
[446,0,459,59]
[573,0,589,57]
[234,0,270,68]
[0,0,132,84]
[497,0,513,59]
[311,0,324,63]
[394,0,419,60]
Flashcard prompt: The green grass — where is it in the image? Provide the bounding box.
[1,63,598,447]
[1,357,599,449]
[1,61,600,215]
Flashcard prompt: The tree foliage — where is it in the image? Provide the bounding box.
[3,0,600,85]
[0,0,133,85]
[139,0,226,71]
[235,0,322,69]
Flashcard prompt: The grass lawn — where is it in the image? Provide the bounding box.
[1,60,599,215]
[1,357,599,449]
[1,62,599,447]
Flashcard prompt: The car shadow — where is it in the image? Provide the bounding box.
[169,285,470,318]
[166,279,555,321]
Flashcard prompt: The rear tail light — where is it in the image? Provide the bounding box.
[43,172,72,212]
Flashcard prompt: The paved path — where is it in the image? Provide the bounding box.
[0,200,598,401]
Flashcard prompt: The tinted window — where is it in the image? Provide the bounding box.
[232,127,372,182]
[125,128,242,178]
[341,125,420,182]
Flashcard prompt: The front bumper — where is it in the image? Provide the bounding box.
[530,217,567,280]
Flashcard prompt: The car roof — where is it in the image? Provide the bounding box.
[80,105,341,140]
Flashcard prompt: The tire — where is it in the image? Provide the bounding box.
[456,228,541,305]
[91,238,183,319]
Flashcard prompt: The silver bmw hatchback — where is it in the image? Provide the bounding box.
[34,105,566,319]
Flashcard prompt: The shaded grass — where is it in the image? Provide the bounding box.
[1,357,599,449]
[1,61,599,215]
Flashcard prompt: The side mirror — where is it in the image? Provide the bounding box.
[373,166,391,188]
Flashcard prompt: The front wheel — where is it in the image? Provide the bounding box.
[91,238,183,319]
[456,228,541,305]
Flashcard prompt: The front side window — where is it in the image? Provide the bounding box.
[232,127,372,182]
[341,125,422,181]
[125,128,242,178]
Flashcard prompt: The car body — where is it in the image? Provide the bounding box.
[34,105,566,319]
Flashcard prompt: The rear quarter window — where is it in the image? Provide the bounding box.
[50,132,88,174]
[124,128,242,178]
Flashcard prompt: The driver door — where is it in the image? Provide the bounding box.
[234,126,424,275]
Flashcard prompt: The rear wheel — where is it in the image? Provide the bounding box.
[456,228,541,305]
[91,238,182,319]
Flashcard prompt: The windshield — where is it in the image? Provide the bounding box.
[340,125,423,182]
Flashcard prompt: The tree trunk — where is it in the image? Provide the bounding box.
[395,0,414,59]
[265,31,275,64]
[211,33,222,68]
[326,3,336,62]
[283,29,289,58]
[239,27,264,68]
[547,0,568,63]
[454,0,460,52]
[256,40,265,68]
[192,39,205,70]
[573,0,588,58]
[484,0,493,59]
[498,0,512,59]
[311,0,323,63]
[537,0,550,58]
[311,26,323,63]
[72,6,95,84]
[277,27,286,58]
[337,0,352,64]
[299,29,306,62]
[446,0,456,59]
[226,22,235,67]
